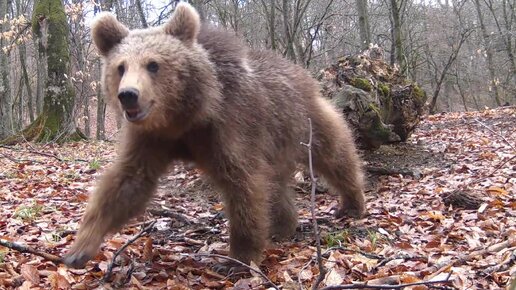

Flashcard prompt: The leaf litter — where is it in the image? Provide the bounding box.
[0,107,514,289]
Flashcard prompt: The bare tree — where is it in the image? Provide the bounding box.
[428,29,473,113]
[474,0,502,106]
[135,0,148,28]
[0,0,12,138]
[390,0,406,75]
[356,0,371,50]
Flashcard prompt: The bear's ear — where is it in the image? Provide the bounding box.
[164,2,201,45]
[91,12,129,56]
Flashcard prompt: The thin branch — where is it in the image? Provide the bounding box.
[103,220,157,282]
[0,144,88,163]
[319,271,452,289]
[0,239,62,264]
[148,208,192,224]
[300,118,327,290]
[194,253,279,290]
[471,118,516,151]
[487,154,516,177]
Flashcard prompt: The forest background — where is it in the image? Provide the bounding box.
[0,0,514,141]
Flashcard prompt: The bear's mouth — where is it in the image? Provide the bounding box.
[123,105,152,122]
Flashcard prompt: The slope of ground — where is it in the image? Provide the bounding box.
[0,107,514,289]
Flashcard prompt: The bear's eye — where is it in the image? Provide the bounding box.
[147,61,159,73]
[117,64,125,77]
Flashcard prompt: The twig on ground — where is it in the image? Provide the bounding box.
[366,166,419,177]
[419,235,516,275]
[318,271,452,289]
[300,118,327,290]
[471,118,516,151]
[325,246,384,260]
[0,239,62,264]
[103,220,157,282]
[0,144,88,163]
[487,154,516,177]
[194,253,279,290]
[482,248,516,275]
[375,253,427,269]
[148,208,192,224]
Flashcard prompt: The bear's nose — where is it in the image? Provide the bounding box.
[118,88,139,108]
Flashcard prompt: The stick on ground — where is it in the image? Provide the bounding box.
[0,239,62,264]
[103,220,157,282]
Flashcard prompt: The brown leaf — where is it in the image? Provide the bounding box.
[143,237,153,262]
[48,272,71,290]
[20,264,40,285]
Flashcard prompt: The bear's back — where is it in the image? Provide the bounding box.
[197,25,317,104]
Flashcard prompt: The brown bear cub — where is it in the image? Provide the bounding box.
[63,3,365,270]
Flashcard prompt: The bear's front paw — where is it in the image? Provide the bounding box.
[62,251,94,269]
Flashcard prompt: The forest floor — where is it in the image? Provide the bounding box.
[0,107,515,289]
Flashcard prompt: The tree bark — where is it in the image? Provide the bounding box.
[19,43,34,123]
[474,0,502,107]
[260,0,278,50]
[0,0,12,138]
[269,0,277,50]
[95,59,106,140]
[135,0,148,28]
[356,0,371,51]
[2,0,85,144]
[390,0,405,75]
[282,0,296,61]
[485,0,516,91]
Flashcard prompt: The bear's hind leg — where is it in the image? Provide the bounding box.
[310,98,366,218]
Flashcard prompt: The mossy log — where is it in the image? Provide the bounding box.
[319,46,427,149]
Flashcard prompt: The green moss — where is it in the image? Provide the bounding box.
[351,77,373,92]
[378,82,390,97]
[24,0,85,144]
[412,84,427,106]
[377,83,392,120]
[365,108,391,140]
[324,230,350,247]
[32,0,70,78]
[14,202,44,221]
[368,103,381,114]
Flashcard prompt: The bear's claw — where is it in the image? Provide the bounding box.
[62,252,92,269]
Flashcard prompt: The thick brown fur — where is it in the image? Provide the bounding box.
[63,3,365,269]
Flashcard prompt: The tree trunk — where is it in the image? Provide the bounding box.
[501,0,516,83]
[34,36,45,115]
[2,0,85,144]
[486,0,516,94]
[135,0,148,28]
[356,0,371,51]
[95,59,106,140]
[0,0,12,138]
[282,0,296,61]
[474,0,502,107]
[269,0,277,50]
[190,0,207,21]
[428,30,471,114]
[19,43,34,123]
[390,0,405,75]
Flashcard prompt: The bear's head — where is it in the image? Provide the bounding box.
[91,3,221,135]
